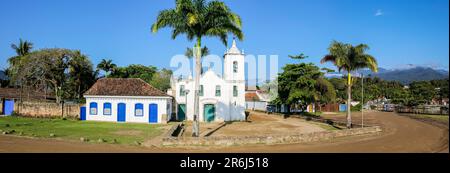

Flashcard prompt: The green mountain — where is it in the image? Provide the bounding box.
[374,67,448,85]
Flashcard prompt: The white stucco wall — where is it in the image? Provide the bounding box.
[84,96,172,124]
[170,41,246,122]
[173,70,246,122]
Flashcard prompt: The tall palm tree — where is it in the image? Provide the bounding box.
[8,39,33,95]
[152,0,244,137]
[321,41,378,128]
[185,46,210,75]
[10,39,33,57]
[97,59,117,77]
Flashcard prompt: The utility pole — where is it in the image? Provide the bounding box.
[361,73,364,128]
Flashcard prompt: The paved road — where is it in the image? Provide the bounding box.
[0,112,448,153]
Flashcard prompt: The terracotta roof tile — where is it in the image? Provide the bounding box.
[245,92,260,101]
[84,78,169,97]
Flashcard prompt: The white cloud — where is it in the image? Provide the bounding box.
[375,9,384,16]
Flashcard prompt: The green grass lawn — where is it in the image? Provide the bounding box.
[0,116,170,145]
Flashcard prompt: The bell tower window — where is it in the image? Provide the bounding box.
[233,61,238,73]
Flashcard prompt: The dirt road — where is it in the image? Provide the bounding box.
[0,112,448,153]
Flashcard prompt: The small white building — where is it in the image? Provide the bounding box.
[245,88,270,111]
[168,40,246,122]
[83,78,172,124]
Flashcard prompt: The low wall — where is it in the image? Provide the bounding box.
[14,101,81,119]
[246,101,267,111]
[162,126,382,146]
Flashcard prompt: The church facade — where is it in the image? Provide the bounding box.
[168,40,246,122]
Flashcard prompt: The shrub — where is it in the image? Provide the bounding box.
[351,103,362,112]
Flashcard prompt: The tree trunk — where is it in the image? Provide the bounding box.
[192,37,202,137]
[347,72,352,128]
[55,87,60,104]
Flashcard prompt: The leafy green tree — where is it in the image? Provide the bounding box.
[321,41,378,128]
[149,68,173,92]
[329,78,347,102]
[110,64,157,83]
[13,48,97,103]
[68,51,97,100]
[278,63,322,112]
[152,0,244,137]
[409,81,436,105]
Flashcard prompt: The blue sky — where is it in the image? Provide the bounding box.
[0,0,449,75]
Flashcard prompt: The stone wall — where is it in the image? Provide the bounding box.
[162,126,382,146]
[14,101,81,119]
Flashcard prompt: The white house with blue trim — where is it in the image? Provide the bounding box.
[167,39,246,122]
[83,78,172,124]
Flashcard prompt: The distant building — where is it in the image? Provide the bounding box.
[245,89,270,111]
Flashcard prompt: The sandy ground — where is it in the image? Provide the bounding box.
[0,111,448,153]
[211,111,325,137]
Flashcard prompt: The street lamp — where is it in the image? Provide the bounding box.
[184,89,190,122]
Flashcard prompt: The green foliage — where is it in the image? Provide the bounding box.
[321,41,378,74]
[109,64,173,92]
[152,0,244,46]
[351,103,362,111]
[0,116,167,145]
[7,47,97,103]
[409,80,437,104]
[149,68,173,92]
[277,61,335,112]
[110,64,157,83]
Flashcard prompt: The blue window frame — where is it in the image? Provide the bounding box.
[103,102,112,115]
[135,103,144,116]
[90,102,98,115]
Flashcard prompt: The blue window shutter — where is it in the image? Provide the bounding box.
[103,103,112,115]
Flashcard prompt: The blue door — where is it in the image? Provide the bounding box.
[80,106,86,120]
[3,99,14,116]
[204,104,215,122]
[149,104,158,123]
[117,103,126,122]
[339,104,347,112]
[177,104,186,121]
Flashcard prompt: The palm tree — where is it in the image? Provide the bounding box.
[10,39,33,58]
[321,41,378,128]
[152,0,244,137]
[185,46,210,75]
[8,39,34,99]
[97,59,117,77]
[8,39,34,76]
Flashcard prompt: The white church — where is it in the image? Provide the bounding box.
[168,39,246,122]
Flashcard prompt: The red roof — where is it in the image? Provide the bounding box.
[245,92,260,101]
[84,78,170,97]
